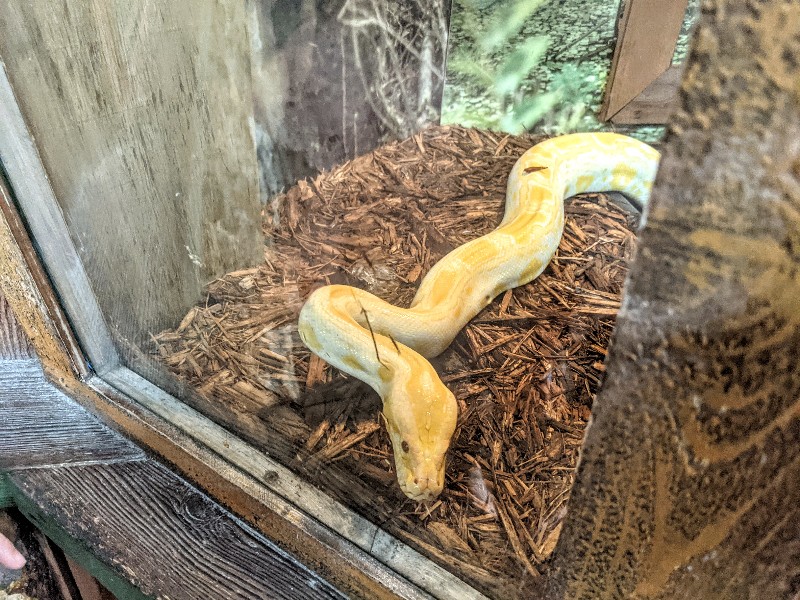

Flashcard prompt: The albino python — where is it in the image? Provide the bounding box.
[298,132,660,501]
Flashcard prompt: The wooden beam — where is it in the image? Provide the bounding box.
[0,361,144,471]
[609,64,684,124]
[599,0,689,121]
[0,294,33,360]
[549,0,800,597]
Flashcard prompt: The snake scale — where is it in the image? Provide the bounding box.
[298,132,660,501]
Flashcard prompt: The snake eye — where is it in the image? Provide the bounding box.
[401,440,410,453]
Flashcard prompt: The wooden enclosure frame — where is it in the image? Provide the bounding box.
[599,0,690,124]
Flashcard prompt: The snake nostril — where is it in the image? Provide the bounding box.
[413,478,419,485]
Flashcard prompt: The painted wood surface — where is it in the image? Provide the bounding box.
[548,0,800,597]
[102,365,482,600]
[0,1,263,358]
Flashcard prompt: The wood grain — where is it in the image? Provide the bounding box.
[549,1,800,597]
[10,460,346,600]
[0,328,350,599]
[0,294,33,360]
[599,0,689,120]
[0,173,87,376]
[609,64,683,125]
[0,360,144,470]
[0,172,83,378]
[0,1,262,361]
[102,365,481,600]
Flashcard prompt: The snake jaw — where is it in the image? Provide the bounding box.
[394,450,446,501]
[385,421,446,501]
[383,379,457,501]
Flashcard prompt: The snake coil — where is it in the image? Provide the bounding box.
[299,132,660,500]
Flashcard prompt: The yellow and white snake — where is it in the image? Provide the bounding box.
[298,133,660,501]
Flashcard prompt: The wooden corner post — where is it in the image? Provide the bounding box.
[550,1,800,597]
[600,0,690,124]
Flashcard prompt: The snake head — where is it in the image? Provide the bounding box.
[382,364,458,502]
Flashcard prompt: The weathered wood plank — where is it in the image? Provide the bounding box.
[0,174,87,375]
[609,64,683,125]
[0,361,144,470]
[0,175,83,378]
[9,460,347,600]
[599,0,689,120]
[102,365,481,600]
[549,1,800,598]
[0,1,262,360]
[0,294,33,360]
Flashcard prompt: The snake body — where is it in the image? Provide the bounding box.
[298,132,660,501]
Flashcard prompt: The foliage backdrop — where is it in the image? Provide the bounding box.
[442,0,700,140]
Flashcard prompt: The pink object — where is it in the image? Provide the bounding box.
[0,533,25,570]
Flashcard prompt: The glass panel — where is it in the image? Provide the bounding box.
[2,0,699,597]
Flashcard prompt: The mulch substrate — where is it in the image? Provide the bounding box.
[151,125,638,596]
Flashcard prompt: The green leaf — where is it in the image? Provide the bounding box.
[453,0,483,46]
[481,0,551,51]
[494,36,549,96]
[447,55,495,87]
[501,90,560,133]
